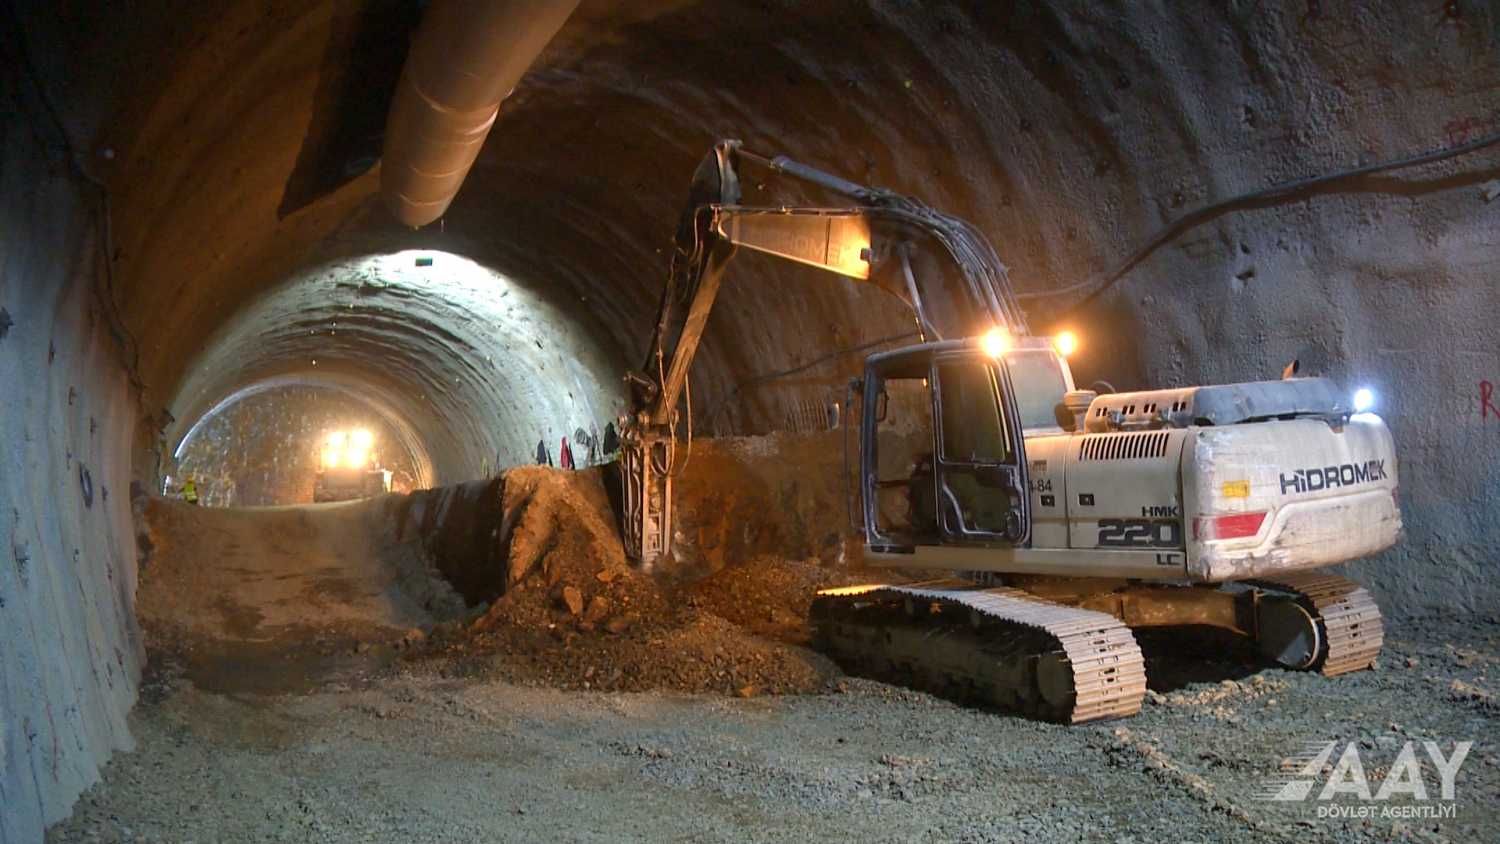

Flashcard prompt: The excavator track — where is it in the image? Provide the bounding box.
[812,580,1146,723]
[1248,572,1384,676]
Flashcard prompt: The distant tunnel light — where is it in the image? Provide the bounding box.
[1352,387,1375,413]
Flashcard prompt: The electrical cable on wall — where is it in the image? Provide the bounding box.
[1019,128,1500,317]
[4,2,150,398]
[703,329,921,431]
[702,127,1500,429]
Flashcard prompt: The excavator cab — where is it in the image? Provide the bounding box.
[861,339,1031,553]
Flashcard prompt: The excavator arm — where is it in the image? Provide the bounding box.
[632,141,880,427]
[622,139,1026,565]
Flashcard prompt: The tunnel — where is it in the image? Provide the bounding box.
[3,1,1499,841]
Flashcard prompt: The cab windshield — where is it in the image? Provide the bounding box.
[1004,350,1070,432]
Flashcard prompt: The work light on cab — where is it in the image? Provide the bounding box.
[1053,330,1078,357]
[980,327,1012,358]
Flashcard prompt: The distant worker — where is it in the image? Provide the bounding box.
[183,477,199,506]
[602,421,619,456]
[559,436,575,470]
[535,438,552,466]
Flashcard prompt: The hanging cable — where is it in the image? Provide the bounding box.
[702,329,921,431]
[3,3,149,397]
[675,373,693,477]
[1018,129,1500,316]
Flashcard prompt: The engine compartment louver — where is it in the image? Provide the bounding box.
[1078,431,1172,461]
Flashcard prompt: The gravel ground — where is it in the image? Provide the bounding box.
[47,617,1500,843]
[78,493,1497,842]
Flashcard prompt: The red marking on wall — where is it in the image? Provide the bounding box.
[1482,380,1499,420]
[1445,114,1499,146]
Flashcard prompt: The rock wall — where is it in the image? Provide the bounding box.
[0,71,142,844]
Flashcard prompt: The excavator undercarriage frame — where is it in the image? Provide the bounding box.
[813,572,1383,723]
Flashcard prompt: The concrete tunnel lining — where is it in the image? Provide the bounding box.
[166,250,627,485]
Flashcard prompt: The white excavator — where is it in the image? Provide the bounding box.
[622,140,1400,722]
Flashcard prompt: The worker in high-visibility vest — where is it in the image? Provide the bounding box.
[183,477,199,506]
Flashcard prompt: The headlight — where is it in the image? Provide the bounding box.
[1352,388,1375,413]
[1053,330,1078,357]
[981,327,1012,358]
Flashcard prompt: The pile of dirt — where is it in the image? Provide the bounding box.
[422,460,872,696]
[136,432,880,698]
[668,431,853,572]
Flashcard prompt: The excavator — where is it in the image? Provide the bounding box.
[621,140,1400,723]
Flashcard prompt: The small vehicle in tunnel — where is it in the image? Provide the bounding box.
[313,429,392,502]
[622,140,1398,723]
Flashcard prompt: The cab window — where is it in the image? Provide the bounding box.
[1004,350,1070,432]
[938,361,1011,464]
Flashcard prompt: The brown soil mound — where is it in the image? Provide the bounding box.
[426,460,872,696]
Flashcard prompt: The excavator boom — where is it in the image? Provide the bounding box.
[640,205,875,427]
[622,139,1026,566]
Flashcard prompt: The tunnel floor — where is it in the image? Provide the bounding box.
[45,488,1500,842]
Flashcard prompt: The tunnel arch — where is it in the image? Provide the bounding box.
[166,249,628,486]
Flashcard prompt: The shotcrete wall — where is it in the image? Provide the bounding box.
[0,75,143,843]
